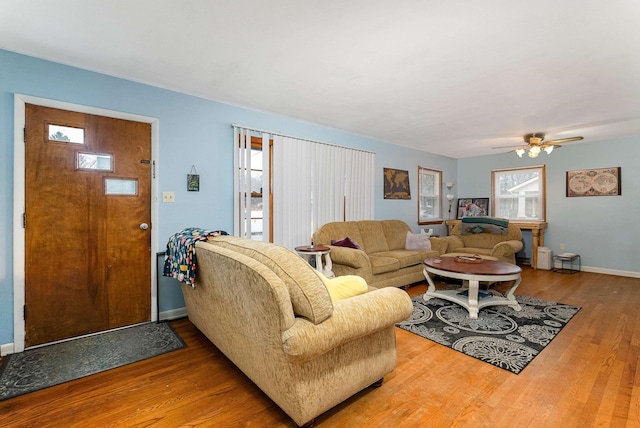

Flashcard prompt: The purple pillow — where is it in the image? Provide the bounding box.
[331,237,362,250]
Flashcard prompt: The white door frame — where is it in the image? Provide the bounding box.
[12,94,160,353]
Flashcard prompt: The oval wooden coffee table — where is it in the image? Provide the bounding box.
[423,257,522,319]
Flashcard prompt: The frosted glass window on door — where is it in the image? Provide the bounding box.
[76,152,113,171]
[48,124,85,144]
[105,178,138,196]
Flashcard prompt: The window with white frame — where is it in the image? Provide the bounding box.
[492,165,546,221]
[418,166,443,224]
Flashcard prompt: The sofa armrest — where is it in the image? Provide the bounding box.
[440,235,464,252]
[491,240,524,259]
[281,287,413,362]
[326,246,374,282]
[328,246,370,268]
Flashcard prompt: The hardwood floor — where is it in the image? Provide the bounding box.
[1,268,639,427]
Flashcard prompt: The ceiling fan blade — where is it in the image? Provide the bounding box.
[492,143,525,149]
[546,136,583,144]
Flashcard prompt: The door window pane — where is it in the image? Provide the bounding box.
[77,152,113,171]
[48,124,85,144]
[105,178,138,196]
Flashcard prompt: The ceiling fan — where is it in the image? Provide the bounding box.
[493,133,584,158]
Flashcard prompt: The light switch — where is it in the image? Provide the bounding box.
[162,192,175,203]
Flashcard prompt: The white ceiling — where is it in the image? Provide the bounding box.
[2,0,639,158]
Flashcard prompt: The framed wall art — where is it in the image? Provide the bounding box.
[566,167,621,197]
[187,165,200,191]
[457,198,489,218]
[383,168,411,199]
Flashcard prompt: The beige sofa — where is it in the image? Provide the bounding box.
[312,220,448,288]
[443,219,523,264]
[181,236,413,427]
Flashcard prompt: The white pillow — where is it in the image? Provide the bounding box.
[405,231,432,250]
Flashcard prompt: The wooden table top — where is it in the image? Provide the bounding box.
[295,245,330,252]
[424,257,521,276]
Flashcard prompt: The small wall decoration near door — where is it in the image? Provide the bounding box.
[566,167,621,197]
[383,168,411,199]
[187,165,200,191]
[457,198,489,218]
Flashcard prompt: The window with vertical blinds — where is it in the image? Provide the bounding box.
[234,125,375,250]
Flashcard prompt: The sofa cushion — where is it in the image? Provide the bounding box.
[357,221,390,253]
[429,237,449,254]
[321,275,368,301]
[375,249,428,269]
[405,232,432,250]
[331,237,362,249]
[208,236,333,324]
[313,221,364,248]
[368,254,400,274]
[381,220,412,250]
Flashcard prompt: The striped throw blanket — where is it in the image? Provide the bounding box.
[460,217,509,235]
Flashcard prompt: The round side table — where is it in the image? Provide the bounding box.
[295,245,334,278]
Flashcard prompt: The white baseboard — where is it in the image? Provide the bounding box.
[578,265,640,278]
[550,263,640,278]
[1,342,14,356]
[159,307,187,321]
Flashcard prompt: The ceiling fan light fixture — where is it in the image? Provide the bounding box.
[501,132,583,159]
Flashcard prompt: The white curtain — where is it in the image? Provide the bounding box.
[235,125,375,250]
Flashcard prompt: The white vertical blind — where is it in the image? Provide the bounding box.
[312,143,344,233]
[345,149,375,220]
[234,125,375,250]
[233,127,253,239]
[272,135,314,247]
[260,132,270,241]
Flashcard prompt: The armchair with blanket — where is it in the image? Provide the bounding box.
[443,217,523,264]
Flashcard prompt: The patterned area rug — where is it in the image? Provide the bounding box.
[0,322,185,401]
[397,293,580,374]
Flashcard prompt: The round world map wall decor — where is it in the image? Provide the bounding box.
[566,167,621,197]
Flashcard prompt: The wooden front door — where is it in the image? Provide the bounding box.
[24,104,152,347]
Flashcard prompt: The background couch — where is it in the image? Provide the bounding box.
[443,219,523,264]
[312,220,448,288]
[181,236,413,427]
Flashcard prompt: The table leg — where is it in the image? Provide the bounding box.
[422,268,437,301]
[315,253,323,273]
[467,279,480,319]
[531,229,540,270]
[323,253,335,278]
[503,277,522,311]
